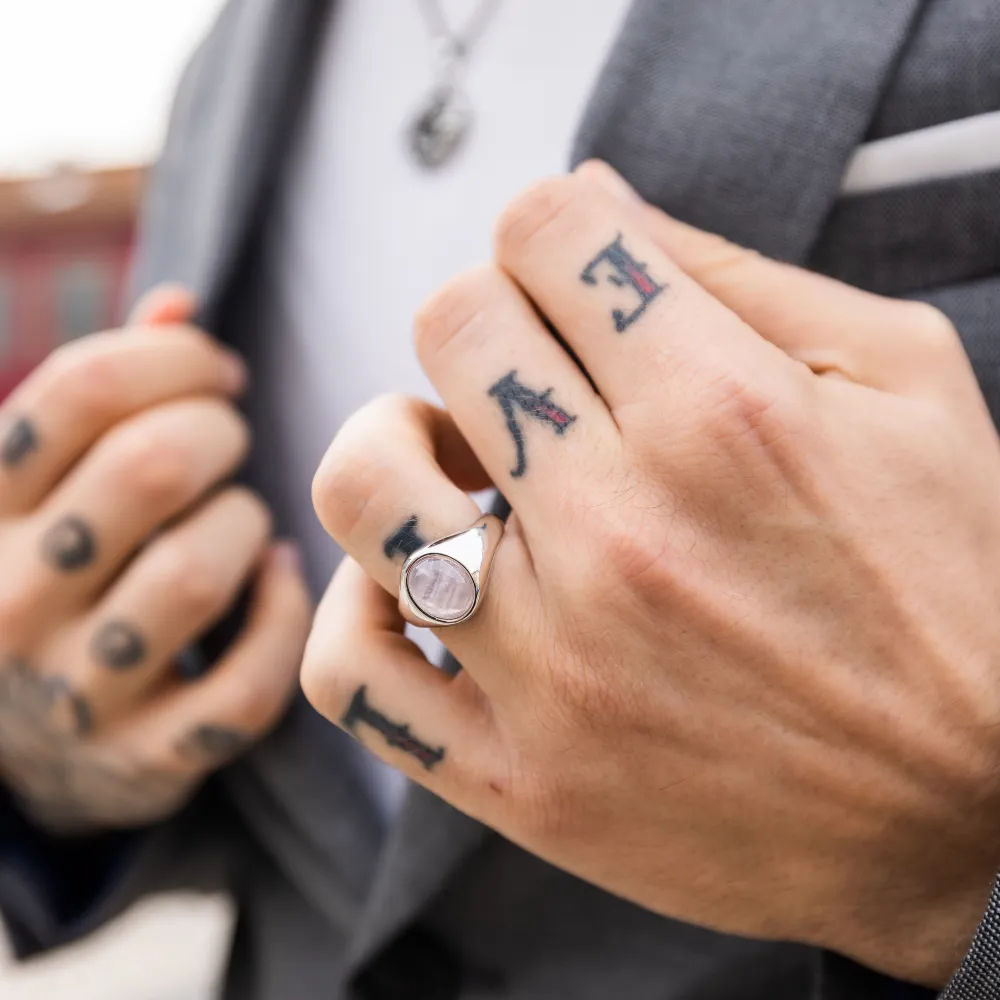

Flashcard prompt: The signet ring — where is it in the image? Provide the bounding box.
[399,514,505,627]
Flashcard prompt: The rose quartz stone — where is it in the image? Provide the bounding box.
[407,554,476,622]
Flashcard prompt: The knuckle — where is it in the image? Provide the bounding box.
[0,580,38,645]
[686,234,761,294]
[493,174,581,262]
[149,547,227,615]
[216,485,273,539]
[312,396,415,541]
[299,655,345,724]
[111,431,196,509]
[44,340,129,422]
[592,517,674,604]
[694,369,804,456]
[231,682,284,734]
[300,625,356,722]
[413,265,500,361]
[904,302,963,358]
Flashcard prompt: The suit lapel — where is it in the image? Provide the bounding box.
[129,0,331,332]
[572,0,930,264]
[345,785,487,973]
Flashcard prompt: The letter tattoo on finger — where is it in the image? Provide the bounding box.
[384,515,428,562]
[44,676,94,736]
[42,516,97,572]
[488,370,576,478]
[341,686,445,770]
[1,418,38,468]
[581,234,665,332]
[92,621,147,671]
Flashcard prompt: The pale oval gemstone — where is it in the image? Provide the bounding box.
[406,554,476,622]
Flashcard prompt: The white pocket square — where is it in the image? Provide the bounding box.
[840,111,1000,196]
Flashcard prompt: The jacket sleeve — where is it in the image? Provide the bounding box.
[0,781,239,959]
[939,875,1000,999]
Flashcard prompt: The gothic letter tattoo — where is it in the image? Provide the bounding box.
[383,515,428,562]
[92,621,147,671]
[0,658,91,737]
[488,370,576,478]
[341,686,445,771]
[175,725,252,765]
[42,516,97,572]
[580,234,665,332]
[45,676,94,736]
[1,418,38,468]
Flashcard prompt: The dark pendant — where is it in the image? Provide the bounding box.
[408,86,473,169]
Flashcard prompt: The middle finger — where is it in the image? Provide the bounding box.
[413,265,622,536]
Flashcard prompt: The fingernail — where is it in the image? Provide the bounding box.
[221,349,249,393]
[128,283,196,326]
[269,541,302,572]
[577,159,641,206]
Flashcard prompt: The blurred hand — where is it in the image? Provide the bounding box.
[305,165,1000,987]
[0,286,310,832]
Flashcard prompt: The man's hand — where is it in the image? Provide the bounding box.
[305,164,1000,987]
[0,286,310,832]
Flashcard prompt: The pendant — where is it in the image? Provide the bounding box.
[407,85,473,169]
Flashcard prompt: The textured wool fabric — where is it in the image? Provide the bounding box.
[942,876,1000,999]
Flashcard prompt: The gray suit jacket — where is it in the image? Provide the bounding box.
[12,1,999,997]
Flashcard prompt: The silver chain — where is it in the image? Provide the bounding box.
[416,0,503,63]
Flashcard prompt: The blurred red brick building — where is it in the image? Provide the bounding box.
[0,165,146,401]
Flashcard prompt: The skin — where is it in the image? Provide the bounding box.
[306,162,1000,988]
[0,287,311,832]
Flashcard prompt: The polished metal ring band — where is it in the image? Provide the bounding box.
[399,514,505,627]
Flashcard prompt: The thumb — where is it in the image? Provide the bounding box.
[577,160,968,399]
[128,284,198,327]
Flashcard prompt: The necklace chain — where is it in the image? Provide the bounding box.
[416,0,503,62]
[406,0,504,169]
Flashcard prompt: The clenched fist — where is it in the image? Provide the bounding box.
[0,287,310,832]
[304,163,1000,987]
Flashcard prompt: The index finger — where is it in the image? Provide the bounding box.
[0,327,246,517]
[493,171,802,422]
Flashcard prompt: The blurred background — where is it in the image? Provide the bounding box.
[0,0,224,401]
[0,4,234,997]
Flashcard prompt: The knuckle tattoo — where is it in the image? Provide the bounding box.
[1,417,39,469]
[580,234,666,333]
[341,686,445,771]
[92,620,147,671]
[487,371,576,479]
[383,515,428,561]
[0,654,199,831]
[41,516,98,572]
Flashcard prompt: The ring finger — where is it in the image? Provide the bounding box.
[49,487,271,729]
[313,394,538,683]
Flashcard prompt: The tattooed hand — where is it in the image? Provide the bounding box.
[305,164,1000,989]
[0,286,310,832]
